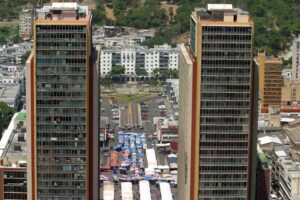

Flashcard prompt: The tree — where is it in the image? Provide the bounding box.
[147,79,158,86]
[111,66,126,75]
[136,68,148,76]
[152,68,160,77]
[100,76,113,87]
[21,50,31,64]
[0,101,15,136]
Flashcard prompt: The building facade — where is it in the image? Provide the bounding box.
[0,112,27,200]
[26,3,98,199]
[19,9,33,40]
[281,80,300,112]
[100,44,179,76]
[177,44,194,200]
[271,147,300,200]
[178,4,257,200]
[256,53,283,113]
[292,36,300,80]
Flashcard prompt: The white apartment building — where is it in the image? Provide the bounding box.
[272,147,300,200]
[292,36,300,80]
[19,9,33,40]
[100,44,179,76]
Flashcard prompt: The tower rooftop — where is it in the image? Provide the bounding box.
[36,2,89,21]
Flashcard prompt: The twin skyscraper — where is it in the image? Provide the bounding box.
[26,2,256,200]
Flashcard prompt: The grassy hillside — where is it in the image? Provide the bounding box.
[0,0,299,55]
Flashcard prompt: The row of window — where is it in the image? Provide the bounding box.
[199,182,247,188]
[200,125,247,132]
[202,43,251,50]
[36,33,86,40]
[200,174,247,180]
[200,141,248,148]
[200,133,248,140]
[37,50,86,56]
[37,25,86,32]
[36,124,86,131]
[201,101,249,108]
[202,26,252,33]
[201,109,249,116]
[37,91,86,99]
[36,75,86,82]
[36,41,86,48]
[202,60,251,66]
[37,116,86,123]
[200,150,248,156]
[37,58,86,64]
[201,93,250,99]
[37,141,86,147]
[37,83,85,90]
[36,100,86,107]
[202,35,251,41]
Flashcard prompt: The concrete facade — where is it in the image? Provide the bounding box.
[256,53,283,113]
[100,44,179,76]
[19,9,33,40]
[177,44,194,200]
[292,36,300,80]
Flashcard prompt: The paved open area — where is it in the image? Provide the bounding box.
[100,85,177,200]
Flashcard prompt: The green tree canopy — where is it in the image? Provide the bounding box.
[0,101,15,136]
[136,68,148,76]
[21,50,31,64]
[111,66,126,75]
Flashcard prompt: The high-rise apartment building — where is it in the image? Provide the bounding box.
[256,53,283,113]
[292,36,300,80]
[19,9,33,40]
[178,4,257,200]
[26,3,99,199]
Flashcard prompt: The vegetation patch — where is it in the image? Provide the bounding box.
[107,93,150,102]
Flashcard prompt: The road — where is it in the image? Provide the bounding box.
[120,102,142,127]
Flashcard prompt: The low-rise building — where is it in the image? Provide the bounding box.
[271,146,300,200]
[0,42,32,64]
[100,44,179,76]
[19,9,33,40]
[153,117,178,143]
[0,84,21,109]
[0,112,27,200]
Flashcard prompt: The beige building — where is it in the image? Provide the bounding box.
[256,53,283,113]
[177,43,194,200]
[19,9,32,40]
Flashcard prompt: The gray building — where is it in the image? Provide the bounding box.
[292,36,300,80]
